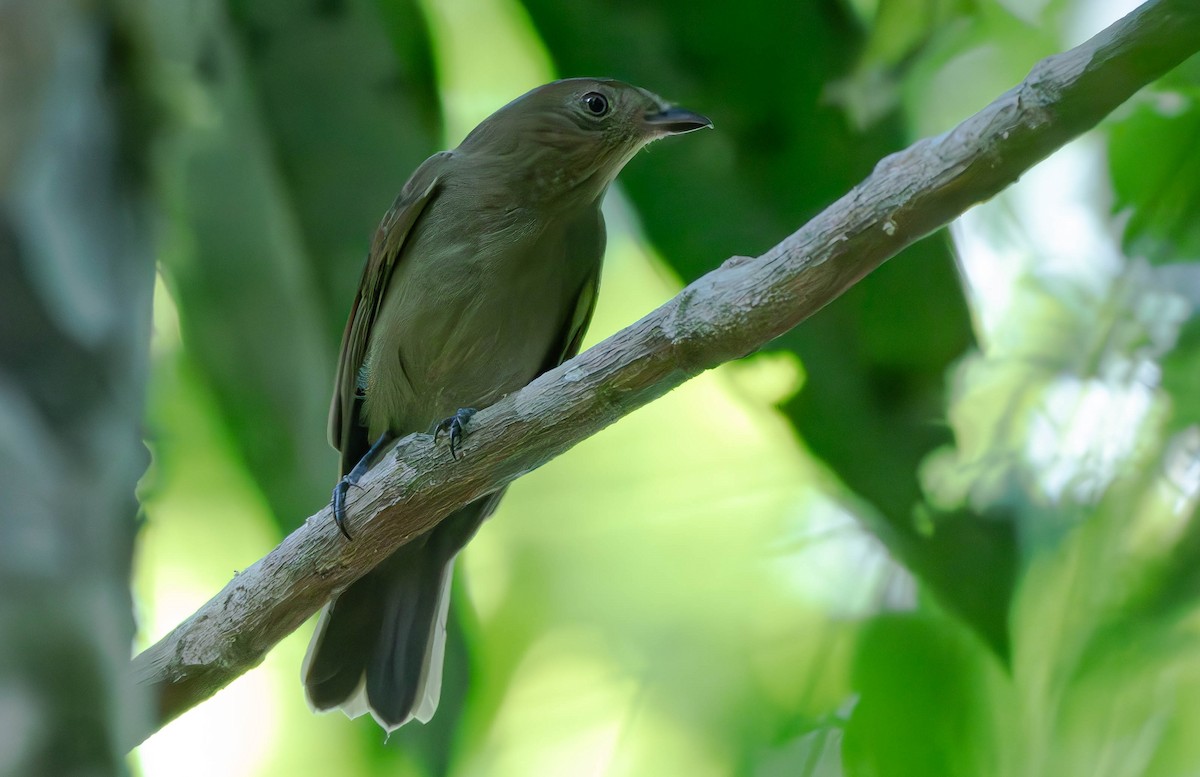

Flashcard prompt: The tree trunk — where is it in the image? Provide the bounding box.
[0,1,155,774]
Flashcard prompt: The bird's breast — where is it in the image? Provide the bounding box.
[362,204,601,438]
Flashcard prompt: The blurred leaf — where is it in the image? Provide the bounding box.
[926,262,1189,514]
[827,0,974,129]
[1161,307,1200,433]
[843,466,1200,777]
[862,0,968,68]
[225,0,443,337]
[910,505,1018,659]
[1006,468,1200,777]
[1054,633,1200,777]
[752,722,845,777]
[128,0,337,526]
[900,1,1060,137]
[843,614,1011,777]
[1109,81,1200,265]
[1092,426,1200,628]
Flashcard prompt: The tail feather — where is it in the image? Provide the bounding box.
[302,570,385,711]
[302,495,500,730]
[367,559,454,727]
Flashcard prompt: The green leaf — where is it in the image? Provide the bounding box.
[828,0,975,129]
[1161,301,1200,433]
[226,0,442,338]
[1109,82,1200,265]
[131,0,337,526]
[843,614,1011,777]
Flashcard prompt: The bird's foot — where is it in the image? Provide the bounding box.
[330,431,396,541]
[434,407,477,460]
[331,476,361,541]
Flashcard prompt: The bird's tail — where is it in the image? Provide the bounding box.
[302,497,497,730]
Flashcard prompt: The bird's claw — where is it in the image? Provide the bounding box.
[331,477,356,540]
[329,430,395,541]
[434,407,477,460]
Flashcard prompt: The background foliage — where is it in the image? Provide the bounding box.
[118,0,1200,774]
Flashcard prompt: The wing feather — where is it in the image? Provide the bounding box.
[328,152,454,467]
[539,209,604,373]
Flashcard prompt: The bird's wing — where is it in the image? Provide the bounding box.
[329,151,453,466]
[549,270,600,368]
[540,209,605,373]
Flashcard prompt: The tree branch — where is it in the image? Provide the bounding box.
[129,0,1200,747]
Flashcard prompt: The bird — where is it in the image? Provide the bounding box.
[302,77,711,731]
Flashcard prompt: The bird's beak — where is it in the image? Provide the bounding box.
[642,106,713,135]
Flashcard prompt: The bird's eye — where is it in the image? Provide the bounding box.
[582,92,609,116]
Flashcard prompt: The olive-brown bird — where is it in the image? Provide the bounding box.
[302,78,710,730]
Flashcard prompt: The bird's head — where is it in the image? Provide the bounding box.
[458,78,711,205]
